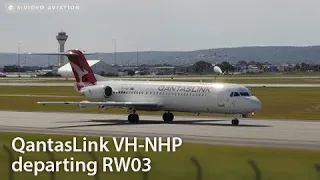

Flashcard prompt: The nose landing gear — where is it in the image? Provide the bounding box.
[231,118,239,125]
[231,114,242,126]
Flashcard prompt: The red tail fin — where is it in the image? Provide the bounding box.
[66,50,97,87]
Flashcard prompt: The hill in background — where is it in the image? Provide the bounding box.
[1,46,320,67]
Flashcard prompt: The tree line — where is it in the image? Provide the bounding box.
[174,60,320,74]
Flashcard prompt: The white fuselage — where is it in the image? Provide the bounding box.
[79,80,261,115]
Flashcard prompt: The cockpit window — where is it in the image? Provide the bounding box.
[240,92,250,96]
[230,91,252,97]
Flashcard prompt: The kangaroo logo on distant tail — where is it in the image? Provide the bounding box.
[70,61,89,83]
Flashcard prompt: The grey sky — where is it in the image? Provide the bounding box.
[1,0,319,53]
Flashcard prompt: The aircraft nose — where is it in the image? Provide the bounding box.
[250,96,261,112]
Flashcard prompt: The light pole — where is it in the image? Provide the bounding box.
[113,39,116,65]
[17,43,20,77]
[137,48,139,67]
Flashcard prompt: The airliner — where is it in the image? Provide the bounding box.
[31,49,261,125]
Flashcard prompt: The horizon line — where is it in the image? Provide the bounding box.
[1,45,320,54]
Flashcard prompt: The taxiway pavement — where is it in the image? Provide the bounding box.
[0,111,319,150]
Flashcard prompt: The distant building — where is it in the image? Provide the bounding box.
[3,65,20,72]
[57,60,118,77]
[244,65,263,74]
[149,66,176,75]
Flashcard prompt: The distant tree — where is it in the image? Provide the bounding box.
[295,63,301,71]
[301,63,308,71]
[216,61,235,73]
[236,60,248,67]
[248,61,256,65]
[193,61,213,74]
[104,73,118,77]
[127,70,135,76]
[256,62,263,69]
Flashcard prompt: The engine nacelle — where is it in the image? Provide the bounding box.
[80,85,113,99]
[104,86,112,97]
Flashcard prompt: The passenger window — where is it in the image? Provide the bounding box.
[234,92,240,96]
[230,92,234,97]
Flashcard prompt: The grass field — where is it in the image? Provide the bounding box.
[146,78,320,84]
[0,86,319,120]
[1,76,320,84]
[0,132,319,180]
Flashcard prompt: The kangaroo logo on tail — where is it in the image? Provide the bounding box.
[69,61,89,83]
[66,50,97,91]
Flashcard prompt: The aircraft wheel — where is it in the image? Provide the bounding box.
[231,119,239,126]
[162,113,168,121]
[168,112,174,121]
[128,114,139,123]
[162,112,174,122]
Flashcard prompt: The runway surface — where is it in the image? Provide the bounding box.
[1,82,320,87]
[0,111,319,150]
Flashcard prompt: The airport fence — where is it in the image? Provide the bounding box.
[2,144,320,180]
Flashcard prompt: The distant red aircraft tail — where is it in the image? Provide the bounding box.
[28,49,97,91]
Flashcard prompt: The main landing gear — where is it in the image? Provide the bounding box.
[162,112,174,122]
[231,118,239,126]
[126,109,174,124]
[127,108,139,123]
[231,114,242,126]
[128,114,139,123]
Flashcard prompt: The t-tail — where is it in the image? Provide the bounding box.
[28,49,97,92]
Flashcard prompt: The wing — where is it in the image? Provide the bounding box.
[37,101,160,108]
[27,52,96,56]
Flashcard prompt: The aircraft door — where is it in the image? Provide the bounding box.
[227,92,236,113]
[217,92,233,113]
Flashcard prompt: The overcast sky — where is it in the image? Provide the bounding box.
[1,0,319,53]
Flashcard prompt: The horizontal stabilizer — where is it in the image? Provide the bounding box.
[37,101,159,108]
[27,52,96,56]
